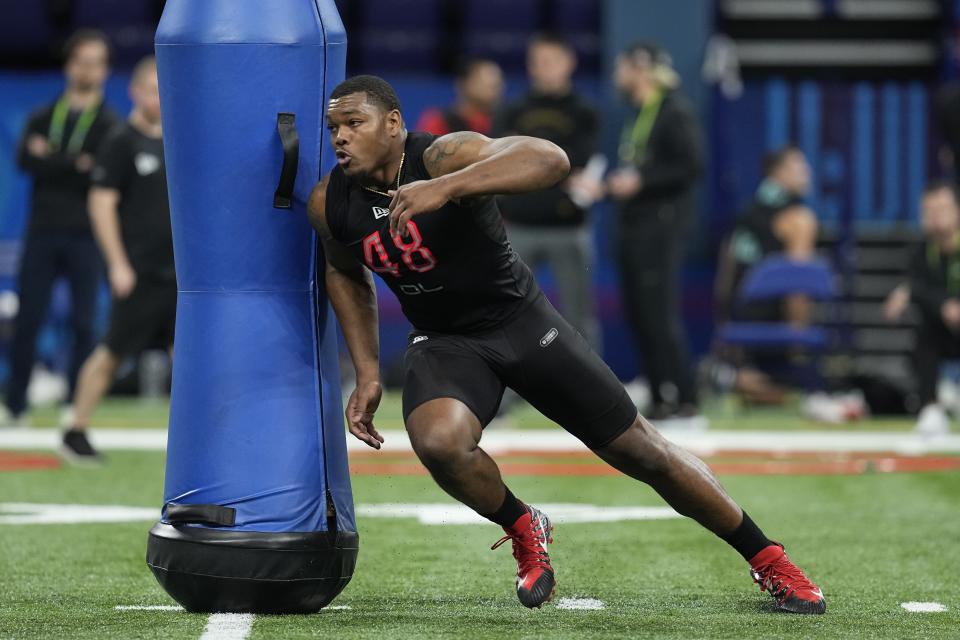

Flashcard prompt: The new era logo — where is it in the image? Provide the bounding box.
[372,206,390,219]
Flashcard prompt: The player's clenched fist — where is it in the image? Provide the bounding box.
[387,179,452,238]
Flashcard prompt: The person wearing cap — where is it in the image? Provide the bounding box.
[606,42,704,425]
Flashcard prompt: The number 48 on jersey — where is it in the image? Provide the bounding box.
[362,220,436,277]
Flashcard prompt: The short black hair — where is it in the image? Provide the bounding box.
[63,28,111,65]
[762,143,802,177]
[529,31,574,54]
[923,178,960,203]
[330,75,401,113]
[454,57,498,81]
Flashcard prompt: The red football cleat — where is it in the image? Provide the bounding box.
[491,505,556,608]
[749,543,826,614]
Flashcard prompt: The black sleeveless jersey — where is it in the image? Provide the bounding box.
[325,132,539,334]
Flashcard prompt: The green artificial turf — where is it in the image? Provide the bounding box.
[0,447,957,639]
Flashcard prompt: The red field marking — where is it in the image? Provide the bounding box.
[348,450,960,477]
[0,451,62,471]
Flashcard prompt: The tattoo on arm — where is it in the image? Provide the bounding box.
[423,131,476,177]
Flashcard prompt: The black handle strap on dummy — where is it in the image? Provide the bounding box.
[165,502,237,527]
[273,112,299,209]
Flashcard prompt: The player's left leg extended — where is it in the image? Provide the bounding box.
[557,399,826,616]
[593,417,825,614]
[506,294,825,615]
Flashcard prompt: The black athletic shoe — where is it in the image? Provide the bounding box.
[60,428,104,465]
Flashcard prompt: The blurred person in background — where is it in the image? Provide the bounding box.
[1,30,119,428]
[883,181,960,436]
[415,58,504,136]
[712,146,864,422]
[720,144,818,326]
[494,32,601,347]
[605,42,703,425]
[711,145,818,408]
[60,57,173,462]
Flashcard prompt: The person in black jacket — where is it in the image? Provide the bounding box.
[606,42,703,423]
[2,30,119,426]
[885,181,960,436]
[494,33,601,346]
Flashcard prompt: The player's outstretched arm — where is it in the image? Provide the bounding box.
[308,176,385,449]
[387,131,570,236]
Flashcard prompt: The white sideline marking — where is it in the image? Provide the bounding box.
[0,502,679,526]
[115,605,183,611]
[199,613,255,640]
[326,605,352,610]
[0,503,157,525]
[2,428,960,454]
[901,602,947,613]
[0,428,166,450]
[556,597,605,610]
[356,503,681,525]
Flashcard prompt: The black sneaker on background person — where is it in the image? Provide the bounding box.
[60,428,104,464]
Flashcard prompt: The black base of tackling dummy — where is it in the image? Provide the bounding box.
[146,523,359,614]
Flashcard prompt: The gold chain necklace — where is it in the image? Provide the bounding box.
[361,152,405,197]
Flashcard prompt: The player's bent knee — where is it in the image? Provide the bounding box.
[410,428,475,470]
[406,398,482,464]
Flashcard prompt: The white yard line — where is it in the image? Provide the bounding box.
[199,613,255,640]
[556,597,605,610]
[901,601,947,612]
[356,503,679,525]
[115,603,351,613]
[0,503,157,525]
[0,428,166,450]
[2,502,679,526]
[2,428,959,454]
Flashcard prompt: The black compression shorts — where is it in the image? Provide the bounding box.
[401,293,637,449]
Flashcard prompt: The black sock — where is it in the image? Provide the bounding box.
[481,486,527,528]
[719,511,773,562]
